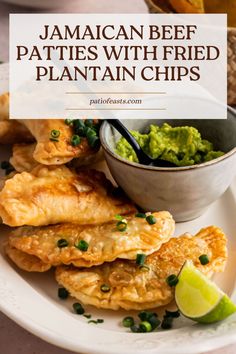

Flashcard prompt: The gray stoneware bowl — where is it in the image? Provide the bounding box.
[100,109,236,222]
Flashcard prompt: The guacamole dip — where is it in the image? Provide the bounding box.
[115,123,224,167]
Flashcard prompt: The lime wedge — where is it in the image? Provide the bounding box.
[175,261,236,324]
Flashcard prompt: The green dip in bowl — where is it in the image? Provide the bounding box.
[116,123,224,167]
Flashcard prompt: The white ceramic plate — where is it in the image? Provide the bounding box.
[1,63,236,354]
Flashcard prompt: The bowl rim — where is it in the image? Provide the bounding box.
[100,108,236,172]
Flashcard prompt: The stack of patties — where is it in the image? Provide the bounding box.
[0,165,227,310]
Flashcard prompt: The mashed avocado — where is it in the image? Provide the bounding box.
[115,123,224,167]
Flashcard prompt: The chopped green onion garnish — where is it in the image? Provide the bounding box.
[71,134,81,146]
[57,239,69,248]
[166,274,179,287]
[138,311,149,321]
[85,126,96,138]
[116,221,127,232]
[165,310,180,318]
[100,284,110,293]
[58,287,69,299]
[122,316,135,328]
[97,319,104,323]
[84,125,99,148]
[138,311,155,321]
[73,119,85,128]
[73,119,86,136]
[87,134,100,149]
[50,137,59,142]
[135,212,146,218]
[73,302,85,315]
[146,214,157,225]
[130,325,141,333]
[76,129,85,137]
[65,119,73,125]
[87,319,103,324]
[83,314,91,319]
[139,321,152,333]
[75,239,89,252]
[1,161,11,170]
[93,121,101,131]
[84,119,94,128]
[136,253,146,266]
[199,254,209,265]
[115,214,123,221]
[51,129,60,139]
[161,316,173,329]
[148,314,161,330]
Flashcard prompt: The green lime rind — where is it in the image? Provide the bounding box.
[195,295,236,324]
[175,261,236,324]
[175,261,221,318]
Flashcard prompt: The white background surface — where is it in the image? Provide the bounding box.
[0,0,235,353]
